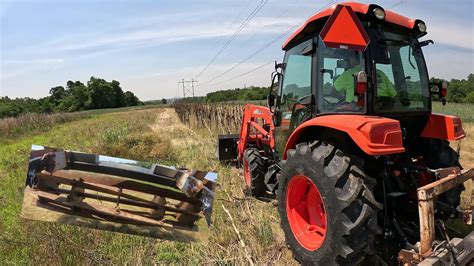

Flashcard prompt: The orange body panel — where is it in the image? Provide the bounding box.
[283,2,416,50]
[283,115,405,159]
[420,113,465,141]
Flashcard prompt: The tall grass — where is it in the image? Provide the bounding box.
[433,102,474,123]
[0,112,89,139]
[0,104,164,140]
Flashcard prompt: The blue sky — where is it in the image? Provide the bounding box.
[1,0,473,100]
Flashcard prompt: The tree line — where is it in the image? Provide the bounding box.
[173,86,269,104]
[0,77,140,119]
[438,74,474,103]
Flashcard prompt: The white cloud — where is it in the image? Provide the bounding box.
[424,49,473,80]
[3,58,64,65]
[423,22,474,51]
[48,16,297,54]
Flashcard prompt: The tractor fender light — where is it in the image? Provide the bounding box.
[373,7,385,20]
[417,22,427,33]
[440,80,448,98]
[355,71,368,95]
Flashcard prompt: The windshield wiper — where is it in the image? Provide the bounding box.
[408,45,416,70]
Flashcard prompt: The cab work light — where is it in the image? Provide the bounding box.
[417,22,427,33]
[373,7,385,20]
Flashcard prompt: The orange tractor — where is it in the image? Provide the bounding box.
[218,2,473,265]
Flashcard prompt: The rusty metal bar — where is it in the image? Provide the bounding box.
[41,170,200,205]
[34,190,176,227]
[39,173,162,206]
[38,174,204,217]
[47,187,204,217]
[418,199,436,255]
[417,168,474,255]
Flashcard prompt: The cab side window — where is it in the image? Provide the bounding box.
[279,40,312,130]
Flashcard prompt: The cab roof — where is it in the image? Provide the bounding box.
[283,2,419,50]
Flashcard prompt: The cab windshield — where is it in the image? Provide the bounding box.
[373,28,430,113]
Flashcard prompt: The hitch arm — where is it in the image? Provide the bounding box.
[417,167,474,255]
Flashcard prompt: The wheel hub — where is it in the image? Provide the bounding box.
[286,174,327,251]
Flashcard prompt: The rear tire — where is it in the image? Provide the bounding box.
[243,148,267,197]
[278,141,382,265]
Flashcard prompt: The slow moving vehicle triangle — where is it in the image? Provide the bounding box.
[320,5,370,51]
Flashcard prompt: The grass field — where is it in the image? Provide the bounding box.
[0,103,473,264]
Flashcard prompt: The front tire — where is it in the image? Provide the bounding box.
[243,148,267,197]
[278,141,382,265]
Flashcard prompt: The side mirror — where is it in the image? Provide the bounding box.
[273,110,282,127]
[430,80,447,105]
[268,71,281,111]
[267,94,275,108]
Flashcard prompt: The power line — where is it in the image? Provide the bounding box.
[204,61,274,87]
[387,0,407,9]
[226,0,253,31]
[199,0,336,86]
[210,0,254,52]
[194,0,268,80]
[240,0,303,45]
[195,0,267,79]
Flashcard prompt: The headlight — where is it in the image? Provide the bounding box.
[417,22,427,32]
[373,7,385,20]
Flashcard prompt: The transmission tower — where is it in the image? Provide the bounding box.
[178,78,197,98]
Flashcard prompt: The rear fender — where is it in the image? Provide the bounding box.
[420,113,465,141]
[283,115,405,159]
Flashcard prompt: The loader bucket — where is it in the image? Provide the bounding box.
[21,145,217,242]
[217,134,239,161]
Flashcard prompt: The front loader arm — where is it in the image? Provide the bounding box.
[236,104,275,161]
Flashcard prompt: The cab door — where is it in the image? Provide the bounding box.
[274,39,313,155]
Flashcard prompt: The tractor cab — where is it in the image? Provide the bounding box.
[219,2,473,265]
[270,3,437,153]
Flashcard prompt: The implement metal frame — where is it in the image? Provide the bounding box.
[398,168,474,265]
[25,147,217,231]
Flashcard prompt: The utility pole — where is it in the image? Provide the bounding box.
[178,79,197,98]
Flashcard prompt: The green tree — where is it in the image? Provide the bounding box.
[49,86,66,104]
[124,91,139,106]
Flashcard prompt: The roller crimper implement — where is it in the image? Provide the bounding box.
[22,145,217,240]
